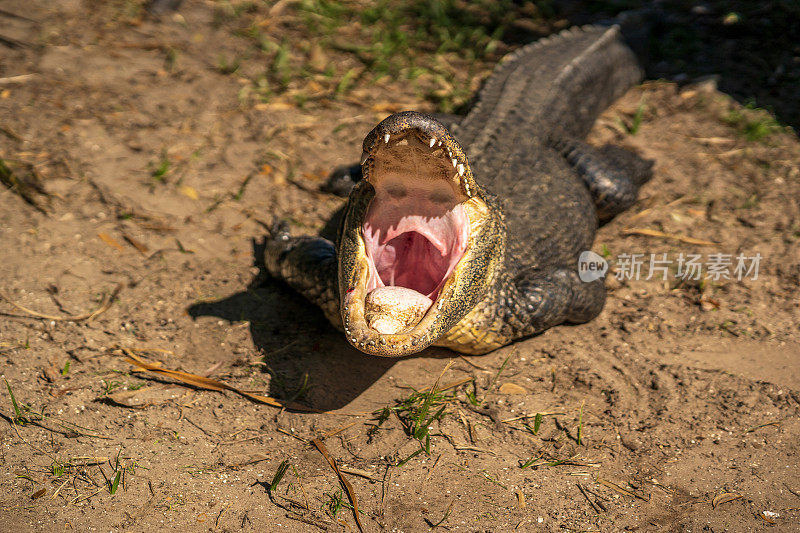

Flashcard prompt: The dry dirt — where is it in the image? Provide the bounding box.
[1,1,799,532]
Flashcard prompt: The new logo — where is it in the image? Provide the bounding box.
[578,251,608,282]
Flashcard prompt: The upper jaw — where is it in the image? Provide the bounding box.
[360,111,478,200]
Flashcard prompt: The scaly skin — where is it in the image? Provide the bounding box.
[265,25,650,356]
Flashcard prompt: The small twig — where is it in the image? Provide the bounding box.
[262,339,300,358]
[183,416,217,439]
[0,284,121,322]
[312,438,365,533]
[622,228,717,246]
[51,478,71,500]
[415,377,472,394]
[71,486,103,504]
[124,352,317,412]
[596,477,650,501]
[422,454,442,486]
[214,503,232,529]
[648,478,674,494]
[458,412,475,443]
[0,126,22,141]
[426,500,454,530]
[744,421,781,434]
[0,8,38,22]
[122,233,149,254]
[218,432,270,446]
[285,511,328,531]
[457,355,487,371]
[666,195,688,208]
[276,427,308,443]
[318,420,360,440]
[6,420,51,462]
[501,411,564,424]
[577,482,604,513]
[380,465,391,518]
[339,467,380,481]
[291,465,311,510]
[627,207,653,222]
[783,483,800,500]
[452,445,496,455]
[0,74,39,85]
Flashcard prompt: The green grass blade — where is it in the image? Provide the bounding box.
[396,448,423,467]
[533,412,542,435]
[269,460,290,493]
[110,470,122,495]
[4,379,24,424]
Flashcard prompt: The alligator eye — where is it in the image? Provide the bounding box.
[385,184,407,198]
[429,190,455,204]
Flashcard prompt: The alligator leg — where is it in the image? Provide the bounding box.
[551,137,653,221]
[438,266,605,354]
[264,223,342,327]
[502,266,606,340]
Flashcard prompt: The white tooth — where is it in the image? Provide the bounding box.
[452,158,457,168]
[360,151,369,165]
[429,138,436,148]
[457,163,465,176]
[437,140,442,146]
[384,133,390,143]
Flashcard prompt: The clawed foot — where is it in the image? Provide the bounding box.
[267,219,291,242]
[322,164,362,197]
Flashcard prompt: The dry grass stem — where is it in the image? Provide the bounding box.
[0,284,121,322]
[122,351,318,412]
[622,227,717,246]
[312,438,365,533]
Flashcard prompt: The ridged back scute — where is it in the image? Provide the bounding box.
[455,25,642,178]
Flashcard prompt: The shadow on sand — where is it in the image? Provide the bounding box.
[187,238,452,412]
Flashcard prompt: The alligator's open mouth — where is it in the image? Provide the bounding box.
[339,111,493,356]
[361,132,471,334]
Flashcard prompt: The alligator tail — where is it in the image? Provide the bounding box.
[457,25,642,157]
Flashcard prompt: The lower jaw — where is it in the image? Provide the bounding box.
[341,264,443,355]
[363,257,455,333]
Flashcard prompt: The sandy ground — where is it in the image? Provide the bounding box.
[0,1,798,531]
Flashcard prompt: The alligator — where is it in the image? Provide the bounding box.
[265,25,651,357]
